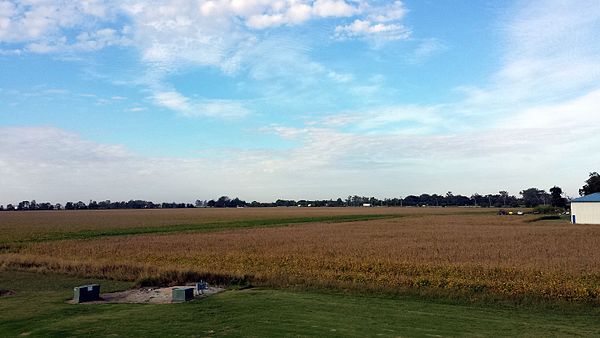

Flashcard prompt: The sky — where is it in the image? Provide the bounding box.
[1,0,600,204]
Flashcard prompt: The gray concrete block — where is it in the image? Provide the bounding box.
[74,284,100,303]
[172,287,194,302]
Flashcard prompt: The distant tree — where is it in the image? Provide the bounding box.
[520,188,548,207]
[471,193,482,206]
[579,172,600,196]
[37,202,53,210]
[0,205,4,211]
[18,201,30,210]
[229,198,246,208]
[275,199,293,207]
[484,194,493,207]
[549,186,566,208]
[74,201,88,210]
[538,190,550,206]
[419,194,432,206]
[6,204,15,211]
[444,192,453,205]
[499,191,508,206]
[65,202,75,210]
[214,196,230,208]
[403,195,420,206]
[455,195,471,206]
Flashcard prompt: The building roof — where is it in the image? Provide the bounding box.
[571,192,600,203]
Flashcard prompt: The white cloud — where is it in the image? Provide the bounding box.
[0,0,126,52]
[238,0,357,29]
[1,1,412,55]
[456,0,600,116]
[406,39,446,64]
[366,0,407,22]
[313,0,356,17]
[327,70,353,83]
[0,126,130,164]
[152,90,250,118]
[0,126,215,204]
[334,19,410,42]
[321,105,443,133]
[334,1,410,42]
[0,0,416,119]
[120,0,380,72]
[152,91,190,113]
[499,88,600,131]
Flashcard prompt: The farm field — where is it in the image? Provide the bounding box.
[2,208,599,302]
[0,207,468,243]
[2,271,600,337]
[2,207,600,336]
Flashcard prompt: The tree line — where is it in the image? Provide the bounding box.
[2,172,599,211]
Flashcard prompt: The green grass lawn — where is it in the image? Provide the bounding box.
[1,271,600,337]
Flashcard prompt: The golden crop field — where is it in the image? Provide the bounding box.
[0,207,480,243]
[2,208,598,303]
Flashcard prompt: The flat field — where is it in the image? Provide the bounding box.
[0,207,447,243]
[1,207,599,302]
[3,208,600,336]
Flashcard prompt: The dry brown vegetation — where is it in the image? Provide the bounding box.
[2,208,599,303]
[0,207,468,242]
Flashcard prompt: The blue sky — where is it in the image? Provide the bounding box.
[1,0,600,204]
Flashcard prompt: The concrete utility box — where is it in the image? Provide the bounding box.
[172,287,194,302]
[74,284,100,303]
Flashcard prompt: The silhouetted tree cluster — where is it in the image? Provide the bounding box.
[1,200,62,211]
[207,196,247,208]
[580,172,600,196]
[242,192,522,208]
[519,188,551,208]
[550,186,567,208]
[7,172,598,211]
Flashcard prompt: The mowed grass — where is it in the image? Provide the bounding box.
[4,209,600,303]
[1,271,599,337]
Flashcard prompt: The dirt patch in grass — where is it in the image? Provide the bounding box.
[70,285,224,304]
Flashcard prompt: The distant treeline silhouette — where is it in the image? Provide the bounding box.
[1,185,580,211]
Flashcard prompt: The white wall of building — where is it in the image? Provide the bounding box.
[571,203,600,224]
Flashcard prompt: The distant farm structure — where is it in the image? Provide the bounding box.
[571,193,600,224]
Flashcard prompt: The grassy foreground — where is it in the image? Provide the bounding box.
[1,271,600,337]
